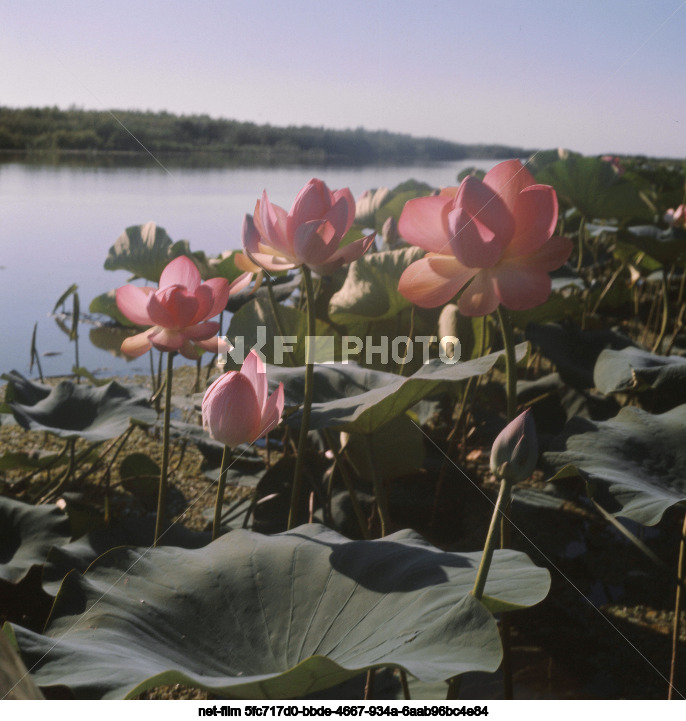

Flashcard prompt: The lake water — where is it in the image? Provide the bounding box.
[0,157,503,378]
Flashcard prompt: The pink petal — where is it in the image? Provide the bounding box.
[448,206,503,269]
[159,256,201,292]
[120,329,154,358]
[398,255,478,308]
[455,176,514,252]
[245,250,298,273]
[258,193,292,256]
[506,185,559,257]
[288,178,332,234]
[482,159,536,214]
[314,232,375,275]
[148,286,198,329]
[227,272,253,296]
[398,195,453,253]
[240,350,267,414]
[294,219,338,267]
[178,340,203,360]
[189,283,215,325]
[259,382,285,438]
[116,285,155,326]
[202,277,231,318]
[457,270,500,317]
[517,235,574,272]
[147,327,186,352]
[182,321,220,342]
[194,335,221,353]
[242,214,262,256]
[492,263,552,311]
[202,371,261,447]
[331,187,356,231]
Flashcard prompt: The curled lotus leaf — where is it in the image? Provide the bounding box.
[6,524,550,700]
[543,404,686,526]
[268,343,528,434]
[8,375,156,441]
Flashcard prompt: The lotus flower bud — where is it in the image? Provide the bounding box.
[489,409,538,483]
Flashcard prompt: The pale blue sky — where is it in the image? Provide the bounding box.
[2,0,685,157]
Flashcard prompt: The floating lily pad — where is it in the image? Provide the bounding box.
[7,524,549,699]
[8,376,156,441]
[543,404,686,525]
[268,343,527,434]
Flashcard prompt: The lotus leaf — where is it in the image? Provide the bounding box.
[543,404,686,525]
[594,346,686,408]
[104,222,191,282]
[7,524,550,699]
[8,376,156,441]
[329,247,425,325]
[268,343,527,434]
[0,497,71,584]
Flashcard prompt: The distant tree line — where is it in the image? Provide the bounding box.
[0,106,535,164]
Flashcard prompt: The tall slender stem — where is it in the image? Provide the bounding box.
[288,265,316,530]
[154,351,174,546]
[472,478,512,601]
[213,445,232,541]
[496,306,517,699]
[668,508,686,699]
[366,435,391,538]
[496,307,517,423]
[652,267,671,354]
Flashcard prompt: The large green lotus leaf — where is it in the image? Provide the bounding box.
[328,247,425,325]
[374,180,435,234]
[543,405,686,526]
[526,323,635,389]
[594,346,686,407]
[0,497,71,584]
[41,517,210,596]
[89,290,137,327]
[268,343,527,434]
[7,525,550,699]
[2,371,52,406]
[8,377,156,441]
[618,225,686,266]
[536,156,652,221]
[104,222,191,282]
[226,297,342,366]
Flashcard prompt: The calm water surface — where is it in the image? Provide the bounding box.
[0,158,502,378]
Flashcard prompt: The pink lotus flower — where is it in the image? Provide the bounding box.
[202,350,285,447]
[242,178,375,275]
[397,160,573,316]
[116,256,252,359]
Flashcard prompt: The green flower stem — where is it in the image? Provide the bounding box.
[288,265,316,530]
[472,477,513,601]
[322,429,369,540]
[266,279,296,368]
[154,351,175,546]
[496,306,517,423]
[495,305,517,699]
[213,445,232,541]
[365,435,391,538]
[668,508,686,699]
[652,268,670,354]
[576,215,586,274]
